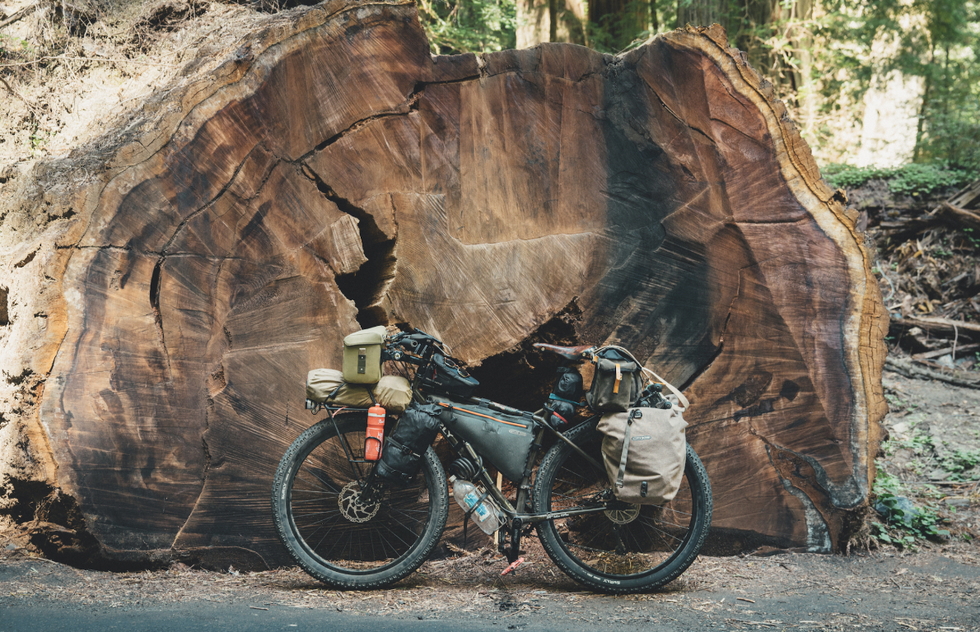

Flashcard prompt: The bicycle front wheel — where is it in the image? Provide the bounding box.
[533,421,712,593]
[271,410,448,589]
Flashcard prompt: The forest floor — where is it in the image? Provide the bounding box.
[2,521,978,630]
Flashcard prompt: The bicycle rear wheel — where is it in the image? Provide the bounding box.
[533,421,712,593]
[271,410,448,589]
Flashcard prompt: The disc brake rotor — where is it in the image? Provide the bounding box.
[338,481,381,523]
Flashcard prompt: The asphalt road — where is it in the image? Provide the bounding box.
[0,603,680,632]
[2,545,977,632]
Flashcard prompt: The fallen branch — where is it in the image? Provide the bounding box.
[884,355,980,389]
[0,75,41,119]
[913,343,980,361]
[935,201,980,232]
[890,316,980,339]
[0,2,40,29]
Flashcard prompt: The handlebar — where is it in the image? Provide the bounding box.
[383,329,445,364]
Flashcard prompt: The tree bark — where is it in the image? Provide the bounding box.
[0,4,885,568]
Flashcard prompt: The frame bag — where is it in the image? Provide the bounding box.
[431,398,535,483]
[597,368,689,504]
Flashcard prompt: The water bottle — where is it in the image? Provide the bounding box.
[365,405,385,461]
[449,476,502,535]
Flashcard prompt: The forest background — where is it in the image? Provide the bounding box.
[420,0,980,185]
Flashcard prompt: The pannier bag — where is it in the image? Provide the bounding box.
[306,370,412,413]
[432,398,535,483]
[342,325,387,384]
[597,367,691,504]
[586,346,643,412]
[375,403,444,484]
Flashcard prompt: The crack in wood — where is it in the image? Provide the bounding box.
[298,165,396,328]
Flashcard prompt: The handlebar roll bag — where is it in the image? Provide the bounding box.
[306,370,412,413]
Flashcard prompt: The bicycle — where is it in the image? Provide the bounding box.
[271,328,712,594]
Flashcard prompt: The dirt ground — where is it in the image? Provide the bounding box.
[2,531,978,630]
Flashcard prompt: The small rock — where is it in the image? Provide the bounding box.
[928,469,949,481]
[875,496,919,526]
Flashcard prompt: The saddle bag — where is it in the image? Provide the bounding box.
[375,403,444,484]
[342,325,387,384]
[586,346,643,412]
[432,399,535,483]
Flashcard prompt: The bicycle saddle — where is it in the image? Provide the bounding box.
[532,343,594,360]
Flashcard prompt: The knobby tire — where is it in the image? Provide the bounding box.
[271,411,448,589]
[533,421,712,594]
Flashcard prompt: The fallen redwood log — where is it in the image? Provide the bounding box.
[0,0,886,568]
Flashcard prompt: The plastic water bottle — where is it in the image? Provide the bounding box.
[449,476,502,535]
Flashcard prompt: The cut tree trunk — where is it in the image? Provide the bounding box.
[0,0,885,568]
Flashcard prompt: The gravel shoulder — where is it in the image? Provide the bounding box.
[2,536,978,630]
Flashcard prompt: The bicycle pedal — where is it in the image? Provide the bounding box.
[500,557,525,576]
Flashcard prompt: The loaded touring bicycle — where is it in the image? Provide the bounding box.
[272,326,712,593]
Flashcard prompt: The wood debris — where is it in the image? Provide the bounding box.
[867,177,980,382]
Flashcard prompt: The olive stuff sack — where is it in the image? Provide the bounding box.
[596,369,690,504]
[342,325,387,384]
[375,403,444,484]
[305,369,412,413]
[586,346,643,412]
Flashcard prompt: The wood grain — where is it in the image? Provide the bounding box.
[10,3,885,566]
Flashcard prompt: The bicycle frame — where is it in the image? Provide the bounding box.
[317,394,610,564]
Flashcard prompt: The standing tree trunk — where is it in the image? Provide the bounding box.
[517,0,586,47]
[589,0,648,49]
[676,0,730,29]
[0,2,885,569]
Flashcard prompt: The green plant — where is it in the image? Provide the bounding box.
[936,449,980,482]
[821,162,979,196]
[417,0,517,54]
[872,491,950,548]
